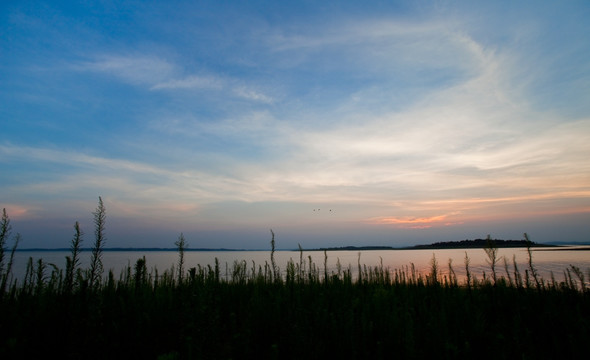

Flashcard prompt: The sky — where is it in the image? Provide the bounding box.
[1,0,589,249]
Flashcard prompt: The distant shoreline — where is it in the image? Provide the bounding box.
[14,248,260,252]
[15,239,590,252]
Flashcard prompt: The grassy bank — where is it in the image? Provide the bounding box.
[1,206,589,359]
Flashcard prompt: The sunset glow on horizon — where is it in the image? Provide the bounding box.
[1,1,589,249]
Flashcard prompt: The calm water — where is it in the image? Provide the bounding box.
[8,246,590,284]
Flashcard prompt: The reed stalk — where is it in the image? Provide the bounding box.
[484,235,499,284]
[175,232,186,284]
[464,252,471,289]
[0,232,20,295]
[0,208,12,281]
[448,258,457,287]
[503,256,513,287]
[88,197,106,289]
[270,229,278,281]
[64,221,83,293]
[429,253,438,285]
[524,233,541,289]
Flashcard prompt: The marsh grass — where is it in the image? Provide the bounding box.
[175,233,186,283]
[484,235,499,284]
[0,206,589,359]
[88,197,106,289]
[0,209,20,295]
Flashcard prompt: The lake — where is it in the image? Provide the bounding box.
[8,246,590,285]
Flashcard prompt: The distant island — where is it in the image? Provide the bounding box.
[307,238,553,251]
[408,238,551,249]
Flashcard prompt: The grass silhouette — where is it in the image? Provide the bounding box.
[0,204,589,359]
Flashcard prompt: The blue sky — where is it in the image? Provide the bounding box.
[1,1,589,249]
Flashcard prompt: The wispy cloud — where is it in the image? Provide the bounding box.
[75,54,177,85]
[150,75,224,90]
[0,144,253,206]
[267,18,485,80]
[55,20,590,219]
[75,53,274,103]
[3,1,589,246]
[152,74,274,103]
[232,86,274,103]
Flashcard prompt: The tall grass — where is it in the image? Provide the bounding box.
[64,221,83,293]
[484,234,499,284]
[0,208,20,296]
[175,232,186,283]
[0,205,589,359]
[88,196,106,289]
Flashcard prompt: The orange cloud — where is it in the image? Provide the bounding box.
[2,204,32,219]
[386,191,590,225]
[367,214,463,229]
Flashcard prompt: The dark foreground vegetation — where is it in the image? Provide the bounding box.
[1,202,589,359]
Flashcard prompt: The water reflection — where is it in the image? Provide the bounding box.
[10,246,590,285]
